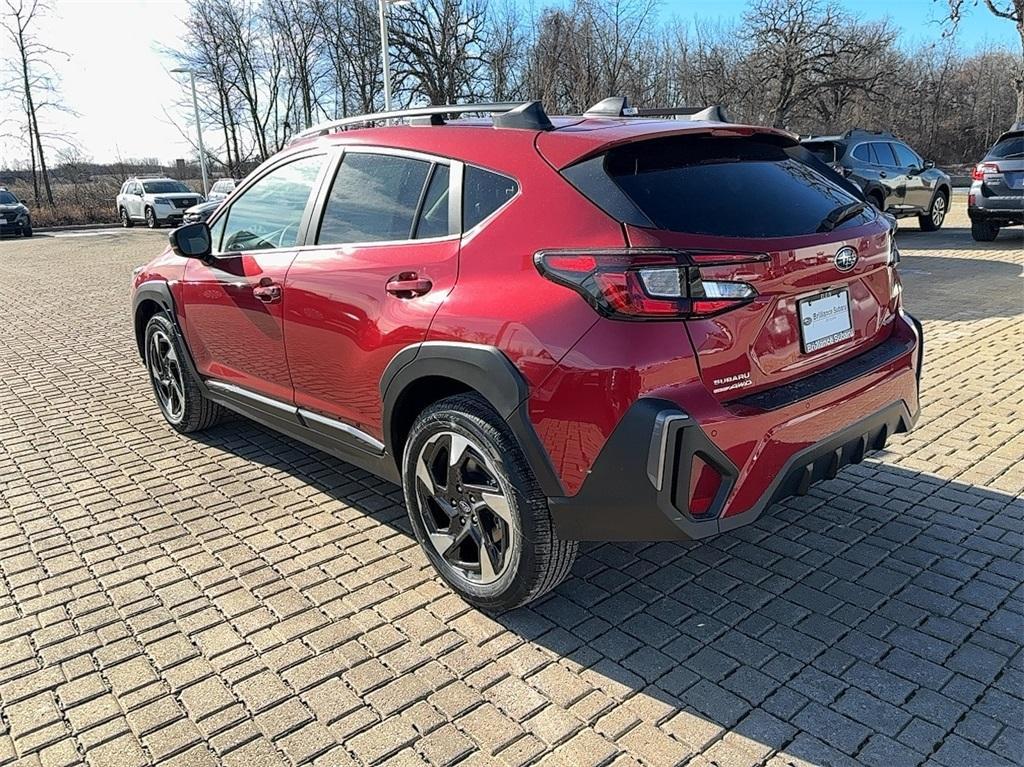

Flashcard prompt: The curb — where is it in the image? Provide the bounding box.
[34,222,122,233]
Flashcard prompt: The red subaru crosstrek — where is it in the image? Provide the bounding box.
[132,100,922,611]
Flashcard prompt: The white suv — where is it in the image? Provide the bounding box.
[207,178,239,202]
[116,178,204,229]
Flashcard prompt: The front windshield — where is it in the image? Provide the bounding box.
[0,191,18,205]
[143,180,190,194]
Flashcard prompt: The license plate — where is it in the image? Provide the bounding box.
[798,289,853,353]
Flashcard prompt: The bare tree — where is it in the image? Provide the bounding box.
[0,0,66,206]
[940,0,1024,121]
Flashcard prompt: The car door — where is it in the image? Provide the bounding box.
[283,148,460,441]
[129,182,144,219]
[868,142,905,209]
[891,142,932,210]
[180,152,329,402]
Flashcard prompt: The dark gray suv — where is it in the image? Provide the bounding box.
[968,124,1023,241]
[802,130,952,231]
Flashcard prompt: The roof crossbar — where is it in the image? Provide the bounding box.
[290,101,552,143]
[584,97,731,123]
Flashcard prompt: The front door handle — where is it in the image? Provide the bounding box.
[253,283,282,303]
[386,272,432,298]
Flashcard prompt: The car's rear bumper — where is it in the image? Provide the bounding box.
[548,313,922,541]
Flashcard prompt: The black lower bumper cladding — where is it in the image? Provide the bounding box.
[549,398,918,543]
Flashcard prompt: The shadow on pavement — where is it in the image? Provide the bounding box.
[192,418,1023,766]
[896,253,1022,322]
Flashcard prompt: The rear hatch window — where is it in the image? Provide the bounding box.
[604,135,871,237]
[986,134,1024,160]
[802,140,844,165]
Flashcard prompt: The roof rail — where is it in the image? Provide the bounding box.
[290,101,553,143]
[584,97,731,123]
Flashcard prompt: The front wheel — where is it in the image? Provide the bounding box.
[919,192,947,231]
[402,394,577,612]
[22,224,32,237]
[144,312,225,433]
[145,207,159,229]
[971,219,999,242]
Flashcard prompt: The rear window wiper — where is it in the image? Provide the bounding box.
[817,201,870,233]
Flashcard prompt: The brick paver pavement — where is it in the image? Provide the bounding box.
[0,205,1021,767]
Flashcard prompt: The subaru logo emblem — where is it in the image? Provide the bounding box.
[834,246,858,272]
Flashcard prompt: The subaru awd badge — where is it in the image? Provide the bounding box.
[834,246,858,272]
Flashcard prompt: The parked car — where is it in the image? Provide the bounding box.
[182,200,220,224]
[116,177,204,229]
[968,123,1023,241]
[801,129,951,231]
[0,188,31,237]
[207,177,240,203]
[132,99,922,610]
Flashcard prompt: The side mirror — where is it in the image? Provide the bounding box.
[19,199,26,205]
[169,222,212,259]
[924,160,935,170]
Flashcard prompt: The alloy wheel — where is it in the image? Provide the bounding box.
[932,196,946,227]
[413,432,517,585]
[147,329,185,422]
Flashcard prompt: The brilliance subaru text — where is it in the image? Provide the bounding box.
[131,99,922,610]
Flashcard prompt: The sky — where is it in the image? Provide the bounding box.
[0,0,1017,166]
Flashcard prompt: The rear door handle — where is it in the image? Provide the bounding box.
[253,283,282,303]
[879,171,887,178]
[386,272,432,298]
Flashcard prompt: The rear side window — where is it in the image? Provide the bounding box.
[318,153,431,244]
[987,136,1024,159]
[414,165,450,239]
[603,136,870,238]
[852,144,871,162]
[871,143,898,167]
[463,166,518,230]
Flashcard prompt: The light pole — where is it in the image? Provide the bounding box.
[378,0,413,112]
[171,67,209,198]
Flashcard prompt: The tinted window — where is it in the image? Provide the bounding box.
[871,143,898,167]
[0,191,18,204]
[218,155,324,252]
[414,165,450,239]
[891,143,921,167]
[463,166,518,230]
[604,136,871,238]
[804,141,842,164]
[143,180,190,194]
[318,153,430,244]
[987,136,1024,159]
[852,144,871,162]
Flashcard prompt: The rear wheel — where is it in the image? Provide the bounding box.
[971,220,999,242]
[120,207,133,228]
[402,394,577,612]
[144,312,225,433]
[919,192,947,231]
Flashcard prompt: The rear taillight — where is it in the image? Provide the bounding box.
[972,162,999,180]
[535,249,761,320]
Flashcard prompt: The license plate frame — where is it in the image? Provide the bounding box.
[798,288,854,353]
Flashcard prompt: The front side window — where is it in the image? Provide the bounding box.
[317,152,432,244]
[463,166,518,230]
[143,180,190,194]
[218,154,325,253]
[891,143,921,168]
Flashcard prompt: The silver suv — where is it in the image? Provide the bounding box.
[116,177,203,229]
[207,178,239,203]
[969,124,1023,241]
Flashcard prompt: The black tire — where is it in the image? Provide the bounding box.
[143,312,224,433]
[919,191,947,231]
[402,393,577,612]
[22,225,32,237]
[120,207,134,228]
[971,220,999,242]
[868,192,885,211]
[145,207,159,229]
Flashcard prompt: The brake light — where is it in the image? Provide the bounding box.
[972,162,999,180]
[535,249,760,320]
